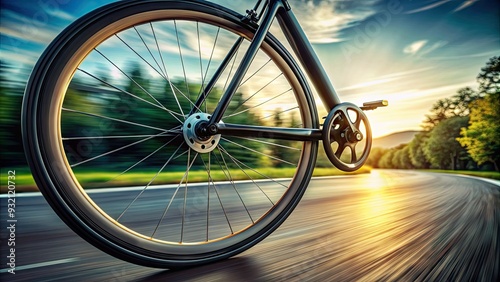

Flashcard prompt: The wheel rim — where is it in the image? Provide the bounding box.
[38,7,315,258]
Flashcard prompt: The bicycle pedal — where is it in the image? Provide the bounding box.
[360,100,388,111]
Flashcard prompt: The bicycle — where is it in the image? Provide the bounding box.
[22,0,387,268]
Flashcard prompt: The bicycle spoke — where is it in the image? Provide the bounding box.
[150,23,186,117]
[152,151,199,239]
[217,145,289,189]
[198,153,238,236]
[217,146,275,205]
[224,88,291,119]
[239,59,271,88]
[174,20,191,105]
[117,31,202,112]
[180,149,190,243]
[221,137,296,166]
[76,68,184,122]
[134,26,169,78]
[205,160,234,235]
[69,130,173,168]
[206,153,211,241]
[258,106,299,121]
[191,36,243,115]
[229,73,283,115]
[212,148,254,223]
[92,48,169,112]
[194,26,220,113]
[62,133,177,141]
[102,135,181,185]
[216,41,244,105]
[202,27,220,87]
[196,22,207,112]
[62,107,178,132]
[117,144,185,222]
[115,33,168,81]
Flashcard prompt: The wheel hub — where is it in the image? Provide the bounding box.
[183,113,221,153]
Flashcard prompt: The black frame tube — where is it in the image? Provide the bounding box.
[276,5,341,110]
[208,0,283,126]
[189,37,244,116]
[217,123,323,141]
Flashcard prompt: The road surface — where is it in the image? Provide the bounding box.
[1,170,499,281]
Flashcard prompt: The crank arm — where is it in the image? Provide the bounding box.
[216,123,322,141]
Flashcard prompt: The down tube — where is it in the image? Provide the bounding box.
[276,7,341,110]
[208,0,283,126]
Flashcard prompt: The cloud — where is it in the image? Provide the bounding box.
[427,50,500,61]
[46,8,76,21]
[453,0,479,12]
[338,67,436,92]
[419,40,448,56]
[403,40,428,55]
[405,0,452,14]
[338,77,398,91]
[287,0,379,44]
[0,9,60,45]
[403,40,448,56]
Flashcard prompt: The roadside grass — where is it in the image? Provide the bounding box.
[1,166,371,193]
[422,169,500,181]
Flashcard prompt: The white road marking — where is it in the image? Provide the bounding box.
[0,175,359,198]
[0,258,80,273]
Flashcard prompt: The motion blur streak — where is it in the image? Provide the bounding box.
[0,170,498,281]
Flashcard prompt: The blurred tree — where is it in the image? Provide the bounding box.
[366,147,387,168]
[477,56,500,95]
[125,62,150,96]
[423,116,469,170]
[451,87,481,116]
[378,148,396,169]
[0,61,26,167]
[393,145,413,169]
[422,98,453,130]
[422,87,479,130]
[457,57,500,171]
[408,132,431,169]
[457,95,500,171]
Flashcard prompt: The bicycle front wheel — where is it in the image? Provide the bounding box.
[23,0,318,268]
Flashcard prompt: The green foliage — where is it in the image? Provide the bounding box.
[457,57,500,171]
[0,61,26,167]
[458,95,500,171]
[422,87,479,130]
[477,56,500,95]
[423,116,469,170]
[393,145,413,169]
[366,147,387,168]
[408,132,431,169]
[378,147,396,168]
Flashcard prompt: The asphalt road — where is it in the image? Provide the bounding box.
[1,170,499,281]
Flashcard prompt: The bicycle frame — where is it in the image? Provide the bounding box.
[201,0,340,141]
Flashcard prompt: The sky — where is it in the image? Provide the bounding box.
[1,0,499,138]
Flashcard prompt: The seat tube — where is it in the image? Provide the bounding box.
[207,0,283,128]
[277,5,342,110]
